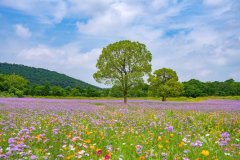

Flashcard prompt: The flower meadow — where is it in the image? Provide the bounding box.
[0,98,239,160]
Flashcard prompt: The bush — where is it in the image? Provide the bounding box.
[15,90,24,98]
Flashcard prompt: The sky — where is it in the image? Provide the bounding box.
[0,0,239,87]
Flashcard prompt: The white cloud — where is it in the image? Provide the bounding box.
[76,2,142,36]
[14,24,32,38]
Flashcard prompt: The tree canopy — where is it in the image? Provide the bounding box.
[93,40,152,103]
[148,68,183,101]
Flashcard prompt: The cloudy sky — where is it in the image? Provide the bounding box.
[0,0,239,87]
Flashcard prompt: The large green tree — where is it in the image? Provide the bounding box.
[93,40,152,103]
[148,68,183,101]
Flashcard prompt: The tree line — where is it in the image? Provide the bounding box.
[0,74,239,99]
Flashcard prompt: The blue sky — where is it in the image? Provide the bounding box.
[0,0,239,87]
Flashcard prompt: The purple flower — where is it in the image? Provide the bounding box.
[0,154,8,159]
[8,138,16,144]
[18,128,30,136]
[161,152,167,157]
[218,140,228,146]
[136,145,143,153]
[221,132,230,138]
[190,140,202,147]
[166,126,173,132]
[11,146,20,152]
[57,154,64,158]
[218,132,231,147]
[30,155,37,160]
[30,127,36,131]
[53,128,59,135]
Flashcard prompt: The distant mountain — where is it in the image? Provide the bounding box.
[0,62,99,89]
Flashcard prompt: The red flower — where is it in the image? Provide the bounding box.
[105,154,111,160]
[95,149,102,156]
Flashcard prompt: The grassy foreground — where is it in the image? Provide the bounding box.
[0,98,239,159]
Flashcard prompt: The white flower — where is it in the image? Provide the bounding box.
[69,145,75,151]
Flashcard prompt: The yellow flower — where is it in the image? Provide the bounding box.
[90,145,95,150]
[158,144,163,149]
[178,141,184,148]
[66,155,74,159]
[35,134,42,141]
[139,156,145,160]
[158,136,162,141]
[195,158,201,160]
[170,133,174,137]
[86,131,92,135]
[201,150,209,156]
[100,131,104,139]
[84,139,91,144]
[67,134,71,139]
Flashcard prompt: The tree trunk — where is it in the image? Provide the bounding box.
[162,96,166,101]
[123,89,127,104]
[124,95,127,104]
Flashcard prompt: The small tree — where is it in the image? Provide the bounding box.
[148,68,183,101]
[93,40,152,103]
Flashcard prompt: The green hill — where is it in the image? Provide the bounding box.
[0,62,99,89]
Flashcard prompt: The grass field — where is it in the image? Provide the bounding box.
[0,98,239,159]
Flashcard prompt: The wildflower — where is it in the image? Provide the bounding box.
[158,144,163,148]
[201,150,209,156]
[221,132,230,138]
[139,156,145,160]
[184,150,190,154]
[218,132,231,146]
[90,145,95,150]
[53,128,59,135]
[69,145,75,151]
[66,134,71,139]
[166,126,173,132]
[57,154,64,159]
[100,131,104,139]
[158,136,162,141]
[72,136,80,142]
[136,145,143,153]
[96,149,102,156]
[178,141,184,148]
[30,155,37,160]
[182,138,190,143]
[84,139,91,144]
[30,127,36,131]
[190,140,202,147]
[106,145,112,152]
[8,138,16,144]
[224,152,230,156]
[0,154,7,159]
[86,131,92,135]
[161,152,167,160]
[105,153,111,160]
